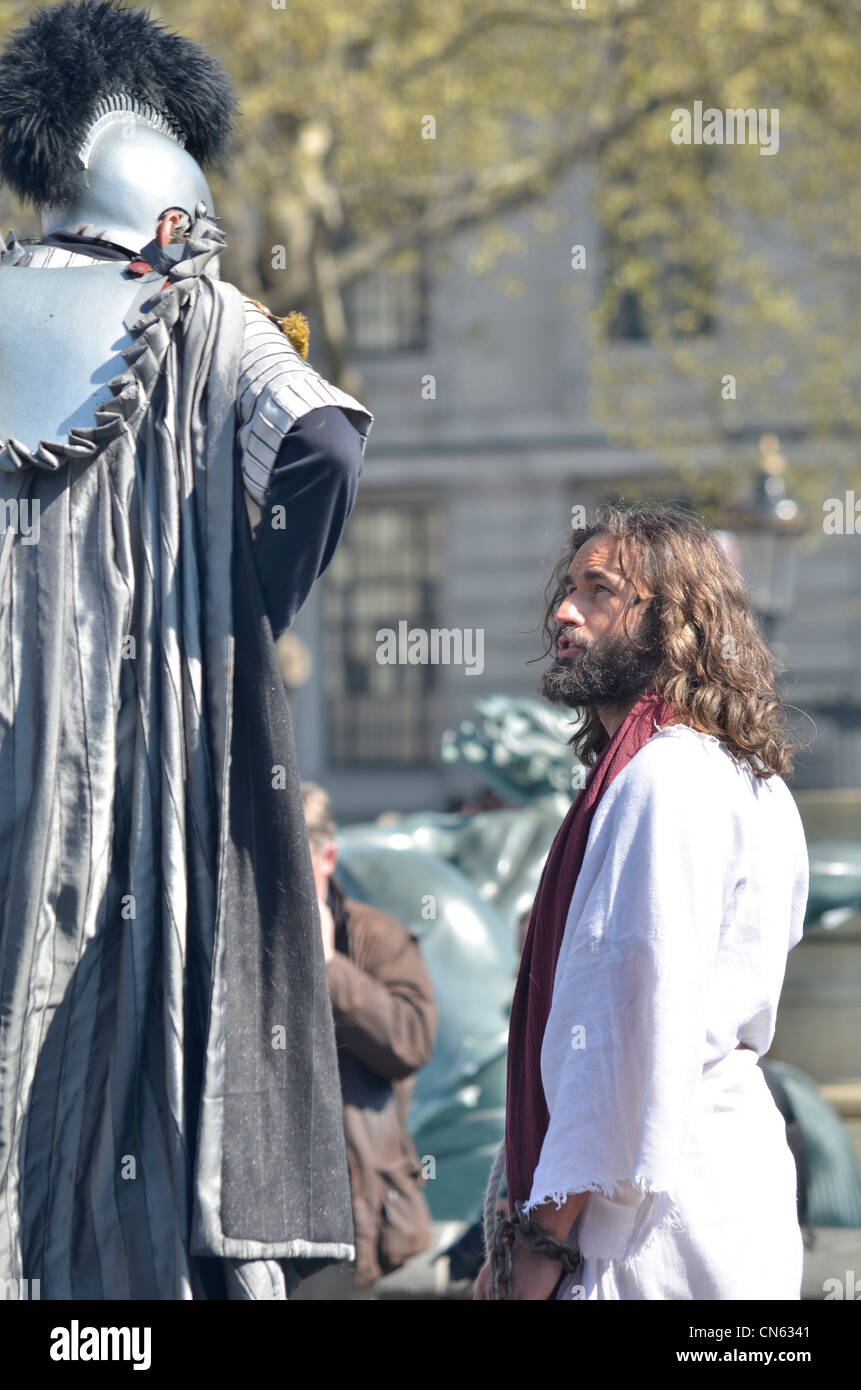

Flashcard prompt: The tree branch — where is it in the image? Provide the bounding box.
[331,90,693,290]
[398,2,657,81]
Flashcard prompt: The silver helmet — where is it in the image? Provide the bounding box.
[41,95,215,254]
[0,1,236,253]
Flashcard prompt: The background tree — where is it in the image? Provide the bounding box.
[1,0,858,480]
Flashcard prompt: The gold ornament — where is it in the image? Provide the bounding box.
[247,298,310,359]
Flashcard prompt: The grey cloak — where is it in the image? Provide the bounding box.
[0,212,355,1299]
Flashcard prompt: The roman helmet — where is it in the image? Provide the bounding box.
[0,0,237,254]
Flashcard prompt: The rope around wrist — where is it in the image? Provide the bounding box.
[489,1200,582,1300]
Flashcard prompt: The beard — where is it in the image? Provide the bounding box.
[538,611,662,710]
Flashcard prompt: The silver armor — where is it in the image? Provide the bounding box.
[0,257,160,452]
[0,87,217,455]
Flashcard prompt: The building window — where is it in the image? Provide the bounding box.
[344,256,429,354]
[599,152,717,342]
[322,496,444,764]
[608,285,649,342]
[603,242,716,343]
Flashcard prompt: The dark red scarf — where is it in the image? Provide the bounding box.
[504,690,677,1214]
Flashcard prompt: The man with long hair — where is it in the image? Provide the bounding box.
[475,501,809,1300]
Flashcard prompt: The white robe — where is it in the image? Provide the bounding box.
[523,724,809,1300]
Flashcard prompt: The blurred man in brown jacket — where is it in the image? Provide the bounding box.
[292,783,437,1299]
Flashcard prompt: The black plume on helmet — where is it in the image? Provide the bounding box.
[0,0,238,207]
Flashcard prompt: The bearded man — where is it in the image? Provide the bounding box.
[475,501,809,1300]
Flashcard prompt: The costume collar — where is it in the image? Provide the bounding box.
[39,231,134,261]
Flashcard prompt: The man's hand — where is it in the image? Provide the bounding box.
[473,1191,586,1300]
[318,897,336,962]
[473,1246,562,1300]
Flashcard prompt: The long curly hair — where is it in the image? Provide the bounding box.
[538,501,806,779]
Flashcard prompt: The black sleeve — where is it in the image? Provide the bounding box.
[250,404,364,637]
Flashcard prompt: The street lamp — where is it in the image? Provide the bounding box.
[715,434,807,645]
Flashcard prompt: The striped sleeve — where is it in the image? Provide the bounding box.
[237,297,373,506]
